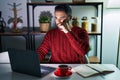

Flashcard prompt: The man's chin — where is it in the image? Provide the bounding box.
[57,26,61,29]
[57,25,61,28]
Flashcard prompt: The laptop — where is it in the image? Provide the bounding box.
[8,49,56,77]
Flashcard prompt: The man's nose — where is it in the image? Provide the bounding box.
[56,19,61,23]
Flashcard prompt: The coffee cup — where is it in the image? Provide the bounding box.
[56,65,72,76]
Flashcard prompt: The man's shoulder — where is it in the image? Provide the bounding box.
[72,26,85,31]
[72,26,88,35]
[47,27,58,34]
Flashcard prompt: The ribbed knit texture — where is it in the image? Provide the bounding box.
[36,26,89,63]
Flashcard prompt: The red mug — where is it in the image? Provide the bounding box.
[56,65,72,76]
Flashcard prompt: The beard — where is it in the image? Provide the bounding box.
[56,23,62,28]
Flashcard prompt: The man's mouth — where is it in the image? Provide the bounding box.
[57,23,62,26]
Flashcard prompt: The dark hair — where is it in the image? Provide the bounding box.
[55,4,72,16]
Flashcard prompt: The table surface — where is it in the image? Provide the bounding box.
[0,63,120,80]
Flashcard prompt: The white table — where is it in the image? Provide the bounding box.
[0,63,120,80]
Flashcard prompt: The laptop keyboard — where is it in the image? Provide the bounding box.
[40,65,56,77]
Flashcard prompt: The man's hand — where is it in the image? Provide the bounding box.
[60,19,72,33]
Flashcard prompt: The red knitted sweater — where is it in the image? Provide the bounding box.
[36,26,89,63]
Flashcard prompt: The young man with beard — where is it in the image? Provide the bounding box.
[37,4,89,63]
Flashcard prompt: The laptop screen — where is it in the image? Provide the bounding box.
[8,49,55,77]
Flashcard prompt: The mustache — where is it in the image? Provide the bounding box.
[56,22,62,26]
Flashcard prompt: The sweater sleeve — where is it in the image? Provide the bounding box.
[65,28,89,57]
[36,33,50,61]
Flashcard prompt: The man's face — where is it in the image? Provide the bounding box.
[54,11,67,28]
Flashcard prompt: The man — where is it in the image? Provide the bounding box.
[37,4,89,63]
